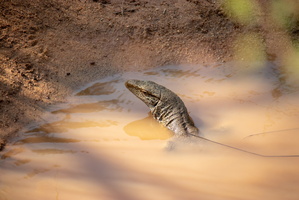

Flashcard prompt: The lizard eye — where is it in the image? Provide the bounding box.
[142,91,157,98]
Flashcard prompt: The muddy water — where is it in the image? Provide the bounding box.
[1,62,299,200]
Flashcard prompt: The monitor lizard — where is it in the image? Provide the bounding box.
[125,79,199,138]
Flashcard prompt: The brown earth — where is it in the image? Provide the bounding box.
[0,0,298,150]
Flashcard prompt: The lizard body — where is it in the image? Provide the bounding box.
[125,79,199,137]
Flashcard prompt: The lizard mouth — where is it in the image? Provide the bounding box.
[125,80,133,88]
[125,80,139,93]
[124,80,131,88]
[125,79,139,89]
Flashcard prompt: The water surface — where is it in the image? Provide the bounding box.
[1,62,299,200]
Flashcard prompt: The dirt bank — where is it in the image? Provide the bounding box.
[0,0,298,150]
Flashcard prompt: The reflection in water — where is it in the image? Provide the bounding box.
[16,136,81,145]
[31,149,77,155]
[25,168,52,179]
[124,114,173,140]
[1,63,299,200]
[271,87,283,99]
[52,99,120,114]
[76,80,119,96]
[1,148,25,160]
[14,159,31,166]
[27,119,118,134]
[160,68,200,78]
[144,68,201,78]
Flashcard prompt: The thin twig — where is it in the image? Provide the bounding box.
[243,128,299,139]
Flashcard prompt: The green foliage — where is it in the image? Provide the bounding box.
[271,0,297,29]
[223,0,259,25]
[223,0,299,86]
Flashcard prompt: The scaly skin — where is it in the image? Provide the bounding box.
[125,79,199,137]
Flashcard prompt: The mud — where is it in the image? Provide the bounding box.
[1,63,299,200]
[0,0,299,149]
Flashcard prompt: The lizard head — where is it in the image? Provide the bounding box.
[125,79,162,110]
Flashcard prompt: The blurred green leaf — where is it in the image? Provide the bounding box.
[271,0,297,29]
[223,0,259,24]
